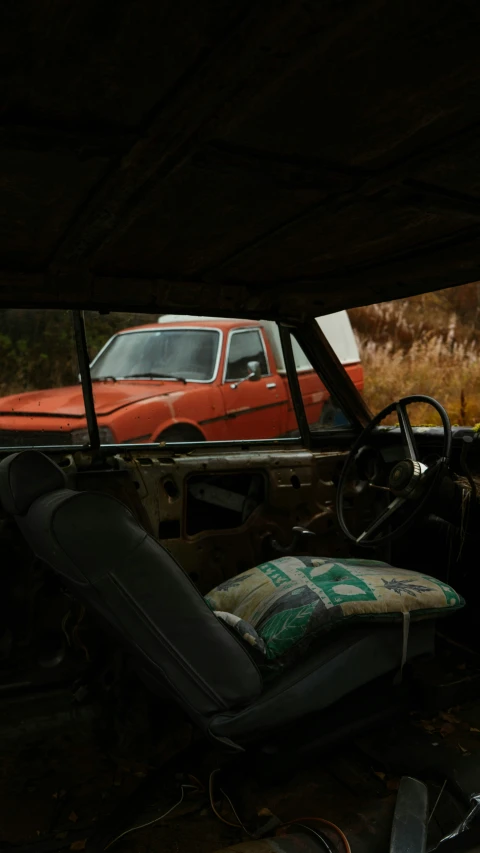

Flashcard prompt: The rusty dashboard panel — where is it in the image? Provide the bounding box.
[96,448,348,594]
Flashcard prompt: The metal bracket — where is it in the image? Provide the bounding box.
[270,526,316,555]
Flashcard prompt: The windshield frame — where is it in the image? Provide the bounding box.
[89,326,223,384]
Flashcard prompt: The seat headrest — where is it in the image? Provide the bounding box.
[0,450,67,515]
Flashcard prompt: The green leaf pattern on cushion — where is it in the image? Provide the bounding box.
[259,602,318,660]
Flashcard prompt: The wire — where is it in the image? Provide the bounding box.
[61,611,72,646]
[209,771,349,850]
[103,784,199,850]
[219,786,253,837]
[278,817,351,853]
[187,773,205,792]
[293,823,336,853]
[208,770,241,829]
[209,769,253,835]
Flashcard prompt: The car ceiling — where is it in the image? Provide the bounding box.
[2,0,480,318]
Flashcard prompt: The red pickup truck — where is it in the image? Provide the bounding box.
[0,313,363,446]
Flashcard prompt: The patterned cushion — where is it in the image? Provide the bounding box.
[212,611,267,660]
[205,557,464,662]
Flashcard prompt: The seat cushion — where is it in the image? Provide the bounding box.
[209,620,436,743]
[206,556,464,663]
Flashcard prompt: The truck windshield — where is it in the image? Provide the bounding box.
[90,328,220,382]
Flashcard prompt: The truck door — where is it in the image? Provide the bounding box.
[220,328,286,439]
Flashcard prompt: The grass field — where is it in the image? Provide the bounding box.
[348,283,480,426]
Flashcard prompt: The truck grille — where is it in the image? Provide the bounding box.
[0,430,73,447]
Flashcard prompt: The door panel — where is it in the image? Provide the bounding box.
[221,378,286,439]
[220,327,287,439]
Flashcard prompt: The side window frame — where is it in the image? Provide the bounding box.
[279,324,312,449]
[73,310,100,449]
[285,319,371,444]
[223,327,271,383]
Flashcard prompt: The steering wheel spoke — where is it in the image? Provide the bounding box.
[396,403,418,461]
[356,495,406,543]
[424,457,444,479]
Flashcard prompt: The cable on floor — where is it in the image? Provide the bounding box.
[292,822,337,853]
[208,769,253,836]
[103,783,199,850]
[186,773,204,792]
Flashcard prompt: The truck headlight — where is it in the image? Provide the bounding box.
[71,426,115,445]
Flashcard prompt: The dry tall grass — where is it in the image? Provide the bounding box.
[357,337,480,425]
[349,284,480,426]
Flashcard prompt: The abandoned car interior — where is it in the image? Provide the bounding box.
[4,2,480,852]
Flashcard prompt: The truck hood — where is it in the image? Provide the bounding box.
[0,381,185,418]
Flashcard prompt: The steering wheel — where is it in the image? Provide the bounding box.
[336,395,452,546]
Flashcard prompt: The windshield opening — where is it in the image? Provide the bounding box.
[90,328,220,382]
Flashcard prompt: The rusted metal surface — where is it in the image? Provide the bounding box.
[113,448,347,593]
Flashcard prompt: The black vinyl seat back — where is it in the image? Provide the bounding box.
[0,451,262,726]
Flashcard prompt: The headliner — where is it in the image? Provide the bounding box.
[2,1,480,318]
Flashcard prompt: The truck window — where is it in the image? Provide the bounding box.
[224,330,269,382]
[91,328,220,383]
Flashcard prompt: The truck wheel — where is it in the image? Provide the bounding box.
[157,425,205,443]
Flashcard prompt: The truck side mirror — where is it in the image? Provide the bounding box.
[230,360,262,389]
[247,360,261,381]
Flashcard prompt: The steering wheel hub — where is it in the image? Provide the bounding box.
[388,459,422,495]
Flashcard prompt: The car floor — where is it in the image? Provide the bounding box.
[0,693,399,853]
[4,644,480,853]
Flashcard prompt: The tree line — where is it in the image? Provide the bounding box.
[0,310,156,396]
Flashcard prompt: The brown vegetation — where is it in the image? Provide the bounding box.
[348,282,480,425]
